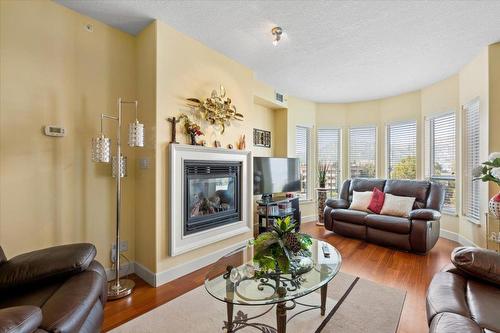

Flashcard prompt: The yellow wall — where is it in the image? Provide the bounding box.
[489,43,500,198]
[0,0,137,267]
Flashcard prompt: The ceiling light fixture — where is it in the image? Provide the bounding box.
[271,27,283,46]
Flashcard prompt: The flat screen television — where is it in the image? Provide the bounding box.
[253,157,301,195]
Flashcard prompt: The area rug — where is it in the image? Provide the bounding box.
[110,272,405,333]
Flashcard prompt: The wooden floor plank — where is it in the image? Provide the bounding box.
[102,223,459,333]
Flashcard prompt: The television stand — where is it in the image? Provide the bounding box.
[255,196,301,237]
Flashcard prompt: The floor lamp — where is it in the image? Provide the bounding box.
[91,98,144,300]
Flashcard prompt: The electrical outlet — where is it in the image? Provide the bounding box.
[111,240,128,263]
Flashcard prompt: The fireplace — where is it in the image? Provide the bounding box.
[170,144,251,256]
[184,161,242,235]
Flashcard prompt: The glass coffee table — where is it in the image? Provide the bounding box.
[205,238,341,333]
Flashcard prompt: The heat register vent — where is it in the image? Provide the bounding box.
[275,91,287,104]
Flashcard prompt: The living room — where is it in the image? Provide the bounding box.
[1,1,499,333]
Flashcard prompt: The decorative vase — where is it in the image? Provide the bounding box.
[316,188,328,226]
[189,132,197,145]
[489,192,500,219]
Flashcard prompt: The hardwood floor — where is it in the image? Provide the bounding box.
[103,223,459,333]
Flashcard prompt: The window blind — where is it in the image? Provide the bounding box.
[317,128,341,197]
[463,99,481,221]
[296,126,311,199]
[387,121,417,179]
[349,126,376,178]
[428,113,456,212]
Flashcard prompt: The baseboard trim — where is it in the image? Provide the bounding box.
[440,229,478,247]
[301,215,316,223]
[134,261,157,286]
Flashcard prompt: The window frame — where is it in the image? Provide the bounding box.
[386,120,418,180]
[348,125,377,179]
[316,127,342,198]
[295,125,313,201]
[426,111,457,215]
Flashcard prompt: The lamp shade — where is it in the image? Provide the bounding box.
[91,135,111,163]
[112,155,127,178]
[128,121,144,147]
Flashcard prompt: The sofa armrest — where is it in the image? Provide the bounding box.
[325,199,349,209]
[0,306,42,333]
[0,243,96,289]
[409,209,441,221]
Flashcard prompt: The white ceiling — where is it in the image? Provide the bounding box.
[56,0,500,103]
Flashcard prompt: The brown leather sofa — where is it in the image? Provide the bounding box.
[426,247,500,333]
[0,244,107,333]
[324,178,445,253]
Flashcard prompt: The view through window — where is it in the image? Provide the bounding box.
[428,113,456,213]
[349,126,376,178]
[387,121,417,179]
[296,126,311,199]
[317,128,341,197]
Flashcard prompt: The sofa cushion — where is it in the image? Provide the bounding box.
[349,191,373,212]
[331,209,368,225]
[0,306,42,333]
[466,279,500,332]
[365,214,411,234]
[380,193,415,218]
[368,187,385,214]
[429,312,481,333]
[384,179,429,209]
[426,272,470,324]
[451,247,500,286]
[348,178,386,202]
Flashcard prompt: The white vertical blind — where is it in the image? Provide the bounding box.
[349,126,376,178]
[387,121,417,179]
[317,128,341,197]
[428,113,456,212]
[296,126,311,199]
[463,99,481,221]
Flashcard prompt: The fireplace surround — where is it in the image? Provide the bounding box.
[170,144,252,256]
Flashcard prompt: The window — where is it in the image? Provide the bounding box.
[296,125,311,199]
[387,121,417,179]
[317,128,341,197]
[349,126,376,178]
[463,98,481,221]
[427,113,456,213]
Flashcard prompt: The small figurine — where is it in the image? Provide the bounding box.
[167,117,181,144]
[227,144,234,149]
[214,140,221,148]
[236,134,246,150]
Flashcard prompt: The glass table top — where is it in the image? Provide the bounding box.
[205,238,342,306]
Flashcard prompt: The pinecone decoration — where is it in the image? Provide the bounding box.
[284,233,301,253]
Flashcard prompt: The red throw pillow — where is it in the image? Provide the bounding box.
[368,187,385,214]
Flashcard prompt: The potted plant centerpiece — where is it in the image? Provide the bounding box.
[476,152,500,218]
[253,216,313,276]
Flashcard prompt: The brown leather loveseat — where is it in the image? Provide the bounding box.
[426,247,500,333]
[0,243,107,333]
[324,178,445,253]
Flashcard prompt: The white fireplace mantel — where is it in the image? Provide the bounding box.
[169,144,252,256]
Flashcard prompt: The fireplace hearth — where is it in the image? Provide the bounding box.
[184,161,242,235]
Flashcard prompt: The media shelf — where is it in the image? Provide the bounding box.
[255,196,301,236]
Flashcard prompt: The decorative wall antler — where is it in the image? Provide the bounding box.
[186,85,243,134]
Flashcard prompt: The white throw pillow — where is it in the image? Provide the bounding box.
[380,194,415,217]
[349,191,373,212]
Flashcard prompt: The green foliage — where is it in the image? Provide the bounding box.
[252,216,312,274]
[478,157,500,186]
[318,163,331,187]
[391,156,417,180]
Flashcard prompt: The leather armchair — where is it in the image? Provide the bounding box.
[0,244,107,333]
[324,178,445,253]
[426,247,500,333]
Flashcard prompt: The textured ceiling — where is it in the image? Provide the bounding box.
[56,0,500,103]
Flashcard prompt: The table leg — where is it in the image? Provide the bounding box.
[226,302,234,332]
[276,301,287,333]
[320,284,328,316]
